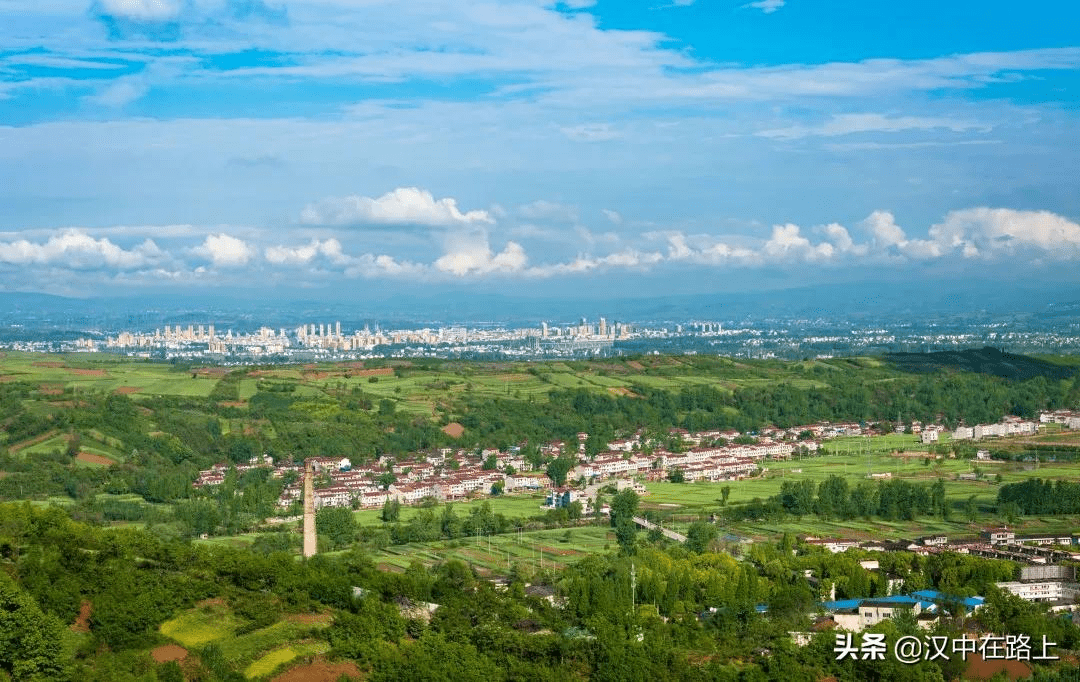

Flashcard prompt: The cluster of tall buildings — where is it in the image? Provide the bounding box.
[81,316,734,359]
[540,317,632,340]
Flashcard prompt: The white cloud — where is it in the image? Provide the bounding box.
[742,0,785,14]
[931,207,1080,255]
[762,223,835,262]
[757,113,988,140]
[434,233,529,276]
[82,77,149,108]
[264,238,350,265]
[821,223,869,256]
[0,229,163,269]
[300,187,494,227]
[518,200,579,223]
[525,249,663,277]
[601,209,623,225]
[344,253,427,278]
[864,210,907,247]
[98,0,182,21]
[194,233,254,266]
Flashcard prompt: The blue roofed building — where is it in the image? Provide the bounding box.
[821,591,984,632]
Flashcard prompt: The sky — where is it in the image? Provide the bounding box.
[1,0,1079,303]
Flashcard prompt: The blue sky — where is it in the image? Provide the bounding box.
[1,0,1079,299]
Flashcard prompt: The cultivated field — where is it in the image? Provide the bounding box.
[158,601,333,679]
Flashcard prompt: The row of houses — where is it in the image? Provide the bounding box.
[952,416,1039,441]
[1039,410,1080,429]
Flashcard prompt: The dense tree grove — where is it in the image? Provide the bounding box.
[0,503,1073,681]
[997,478,1080,515]
[723,475,949,523]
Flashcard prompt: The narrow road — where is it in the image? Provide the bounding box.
[633,516,686,542]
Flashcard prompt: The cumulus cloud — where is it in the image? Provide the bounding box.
[193,233,253,266]
[0,229,163,269]
[931,207,1080,254]
[264,238,350,265]
[98,0,182,21]
[652,207,1080,268]
[300,187,494,227]
[762,223,835,262]
[434,232,529,276]
[821,223,866,255]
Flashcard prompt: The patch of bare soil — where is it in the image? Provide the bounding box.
[114,386,141,394]
[352,368,393,377]
[626,361,645,370]
[32,361,66,368]
[963,652,1032,680]
[70,600,92,633]
[607,387,640,398]
[151,644,189,664]
[38,383,65,395]
[66,368,107,376]
[442,422,464,438]
[271,661,361,682]
[76,452,114,466]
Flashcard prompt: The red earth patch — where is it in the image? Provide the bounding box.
[151,644,189,664]
[271,661,361,682]
[70,600,92,633]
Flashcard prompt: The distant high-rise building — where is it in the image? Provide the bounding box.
[335,321,341,338]
[541,322,549,338]
[599,317,607,337]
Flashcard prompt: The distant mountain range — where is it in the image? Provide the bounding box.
[1,277,1078,328]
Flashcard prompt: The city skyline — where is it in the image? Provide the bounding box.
[1,1,1079,300]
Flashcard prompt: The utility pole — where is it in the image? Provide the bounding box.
[630,562,636,614]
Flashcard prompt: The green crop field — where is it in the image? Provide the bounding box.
[244,642,329,679]
[352,492,550,525]
[356,525,617,574]
[160,602,333,676]
[160,603,241,647]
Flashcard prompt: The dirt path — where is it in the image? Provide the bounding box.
[8,430,61,453]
